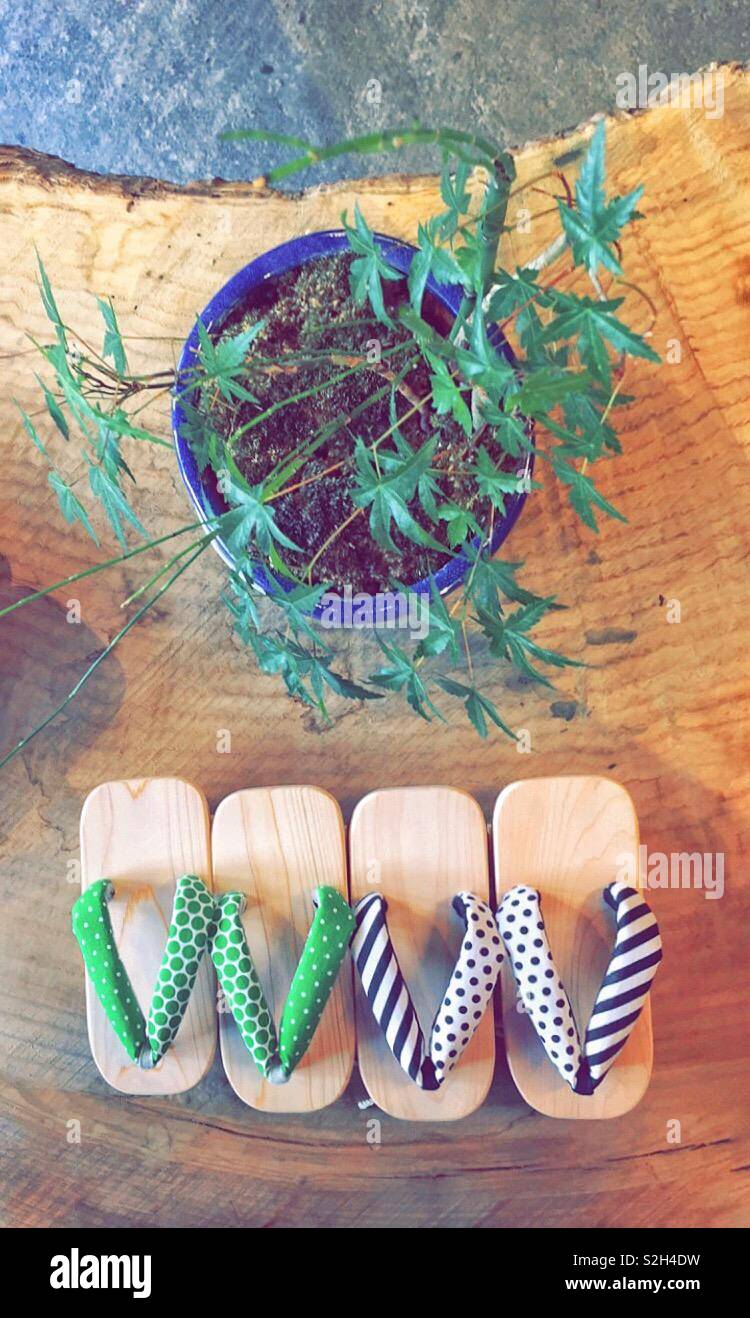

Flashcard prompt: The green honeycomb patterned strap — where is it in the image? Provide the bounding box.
[72,874,215,1067]
[72,878,148,1064]
[278,886,356,1078]
[210,891,280,1078]
[147,874,217,1064]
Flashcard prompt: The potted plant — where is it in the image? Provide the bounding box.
[1,122,658,767]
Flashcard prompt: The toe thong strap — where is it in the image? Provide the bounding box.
[212,885,355,1081]
[351,892,502,1090]
[351,893,437,1089]
[147,874,217,1064]
[496,886,585,1090]
[211,891,280,1078]
[72,874,215,1067]
[277,886,356,1077]
[72,879,149,1064]
[429,893,504,1083]
[583,881,662,1088]
[497,882,663,1094]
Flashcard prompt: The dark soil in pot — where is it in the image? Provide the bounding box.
[201,252,513,594]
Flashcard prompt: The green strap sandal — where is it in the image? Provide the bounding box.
[77,777,216,1095]
[72,873,216,1072]
[211,884,355,1086]
[211,785,356,1113]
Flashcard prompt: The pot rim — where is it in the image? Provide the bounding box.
[171,228,532,623]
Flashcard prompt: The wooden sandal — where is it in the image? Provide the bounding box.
[493,775,662,1119]
[75,777,216,1095]
[210,785,355,1112]
[349,786,499,1121]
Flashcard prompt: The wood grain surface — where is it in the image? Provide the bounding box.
[494,776,653,1119]
[349,786,494,1121]
[211,785,353,1113]
[79,777,215,1095]
[1,64,749,1227]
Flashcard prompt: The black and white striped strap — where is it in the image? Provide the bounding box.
[497,882,662,1094]
[584,881,663,1088]
[351,892,437,1089]
[351,891,503,1090]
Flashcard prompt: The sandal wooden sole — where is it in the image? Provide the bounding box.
[493,775,654,1119]
[211,784,354,1112]
[78,776,215,1095]
[349,786,494,1121]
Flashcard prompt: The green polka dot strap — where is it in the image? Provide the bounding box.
[146,874,217,1064]
[212,885,355,1082]
[278,885,355,1076]
[72,874,216,1068]
[72,879,148,1064]
[211,891,280,1077]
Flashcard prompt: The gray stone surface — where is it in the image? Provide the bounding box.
[0,0,747,185]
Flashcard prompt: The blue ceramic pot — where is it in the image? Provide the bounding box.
[172,229,531,623]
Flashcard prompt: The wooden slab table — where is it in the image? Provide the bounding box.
[1,65,748,1227]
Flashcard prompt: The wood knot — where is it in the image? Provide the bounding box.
[736,272,750,305]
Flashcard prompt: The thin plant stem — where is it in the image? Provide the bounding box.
[306,506,363,582]
[0,537,212,771]
[0,520,210,620]
[229,342,413,444]
[222,126,507,186]
[119,534,214,608]
[462,620,474,683]
[263,359,418,496]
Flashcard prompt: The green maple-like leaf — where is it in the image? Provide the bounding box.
[196,319,263,403]
[352,436,446,554]
[478,401,534,459]
[16,404,50,460]
[541,293,659,385]
[219,465,302,559]
[388,409,443,526]
[223,568,262,642]
[36,254,67,349]
[561,391,620,459]
[435,500,482,549]
[433,157,472,240]
[178,400,225,475]
[97,297,128,375]
[342,203,402,326]
[408,223,466,312]
[426,353,473,435]
[452,309,516,405]
[558,121,644,275]
[415,577,462,659]
[35,375,69,441]
[461,545,554,613]
[474,598,583,687]
[486,267,551,321]
[88,463,145,547]
[369,634,444,721]
[48,471,99,545]
[271,581,333,650]
[551,453,627,533]
[470,446,524,512]
[435,676,516,740]
[511,365,592,417]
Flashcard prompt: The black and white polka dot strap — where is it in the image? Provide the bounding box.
[351,891,503,1090]
[497,882,662,1094]
[428,892,504,1084]
[497,885,585,1090]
